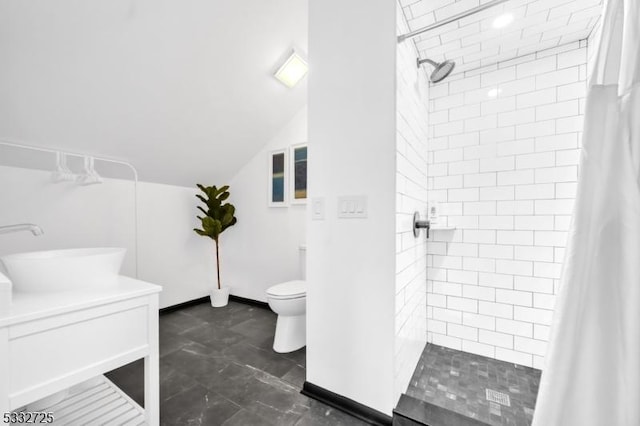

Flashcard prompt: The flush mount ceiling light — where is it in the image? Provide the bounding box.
[274,51,308,88]
[492,13,514,29]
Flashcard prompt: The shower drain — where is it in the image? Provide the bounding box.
[486,389,511,407]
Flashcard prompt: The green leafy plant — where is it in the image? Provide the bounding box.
[193,184,238,290]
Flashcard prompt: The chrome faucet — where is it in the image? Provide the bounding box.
[0,223,44,236]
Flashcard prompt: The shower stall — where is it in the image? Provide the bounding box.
[394,0,609,424]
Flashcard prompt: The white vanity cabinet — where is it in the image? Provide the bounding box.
[0,277,161,425]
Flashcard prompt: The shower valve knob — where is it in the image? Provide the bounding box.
[413,211,431,238]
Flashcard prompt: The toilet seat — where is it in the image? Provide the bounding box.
[266,280,306,300]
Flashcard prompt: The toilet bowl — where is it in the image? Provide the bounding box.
[266,280,306,353]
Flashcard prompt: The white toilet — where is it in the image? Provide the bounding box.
[266,246,306,353]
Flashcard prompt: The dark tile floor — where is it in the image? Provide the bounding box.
[106,300,367,426]
[399,344,541,426]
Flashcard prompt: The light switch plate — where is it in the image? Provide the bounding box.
[337,196,367,218]
[311,197,325,220]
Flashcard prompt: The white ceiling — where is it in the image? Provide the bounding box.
[0,0,308,186]
[400,0,603,74]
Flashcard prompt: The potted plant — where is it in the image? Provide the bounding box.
[193,184,237,307]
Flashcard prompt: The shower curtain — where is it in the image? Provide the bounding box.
[532,0,640,425]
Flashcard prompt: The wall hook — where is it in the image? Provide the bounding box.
[51,152,75,183]
[77,156,103,185]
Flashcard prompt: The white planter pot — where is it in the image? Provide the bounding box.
[210,287,230,307]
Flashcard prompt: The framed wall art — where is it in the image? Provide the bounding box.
[290,143,307,204]
[268,149,288,207]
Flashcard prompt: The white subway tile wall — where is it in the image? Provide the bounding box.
[394,8,429,401]
[425,42,587,369]
[400,0,602,74]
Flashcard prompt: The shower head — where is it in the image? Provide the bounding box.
[417,58,456,83]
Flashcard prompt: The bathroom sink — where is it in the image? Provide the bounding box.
[0,248,126,293]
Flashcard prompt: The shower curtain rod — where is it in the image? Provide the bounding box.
[398,0,511,43]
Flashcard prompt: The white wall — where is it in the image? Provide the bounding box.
[425,41,588,369]
[0,0,307,187]
[137,181,213,308]
[0,0,309,309]
[307,0,397,416]
[0,108,307,308]
[0,164,215,309]
[224,108,307,302]
[0,165,138,277]
[394,5,429,403]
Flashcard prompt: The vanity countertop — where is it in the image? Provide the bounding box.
[0,276,161,328]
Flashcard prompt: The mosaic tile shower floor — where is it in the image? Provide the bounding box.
[404,344,541,426]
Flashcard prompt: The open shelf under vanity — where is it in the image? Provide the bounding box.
[0,278,162,425]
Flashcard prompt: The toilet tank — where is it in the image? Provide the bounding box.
[299,245,307,279]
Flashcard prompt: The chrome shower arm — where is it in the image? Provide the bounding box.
[417,58,437,68]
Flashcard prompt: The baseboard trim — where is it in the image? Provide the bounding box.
[159,296,210,315]
[159,294,270,315]
[301,381,392,426]
[229,294,270,310]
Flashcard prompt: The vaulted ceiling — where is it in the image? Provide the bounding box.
[399,0,603,74]
[0,0,308,186]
